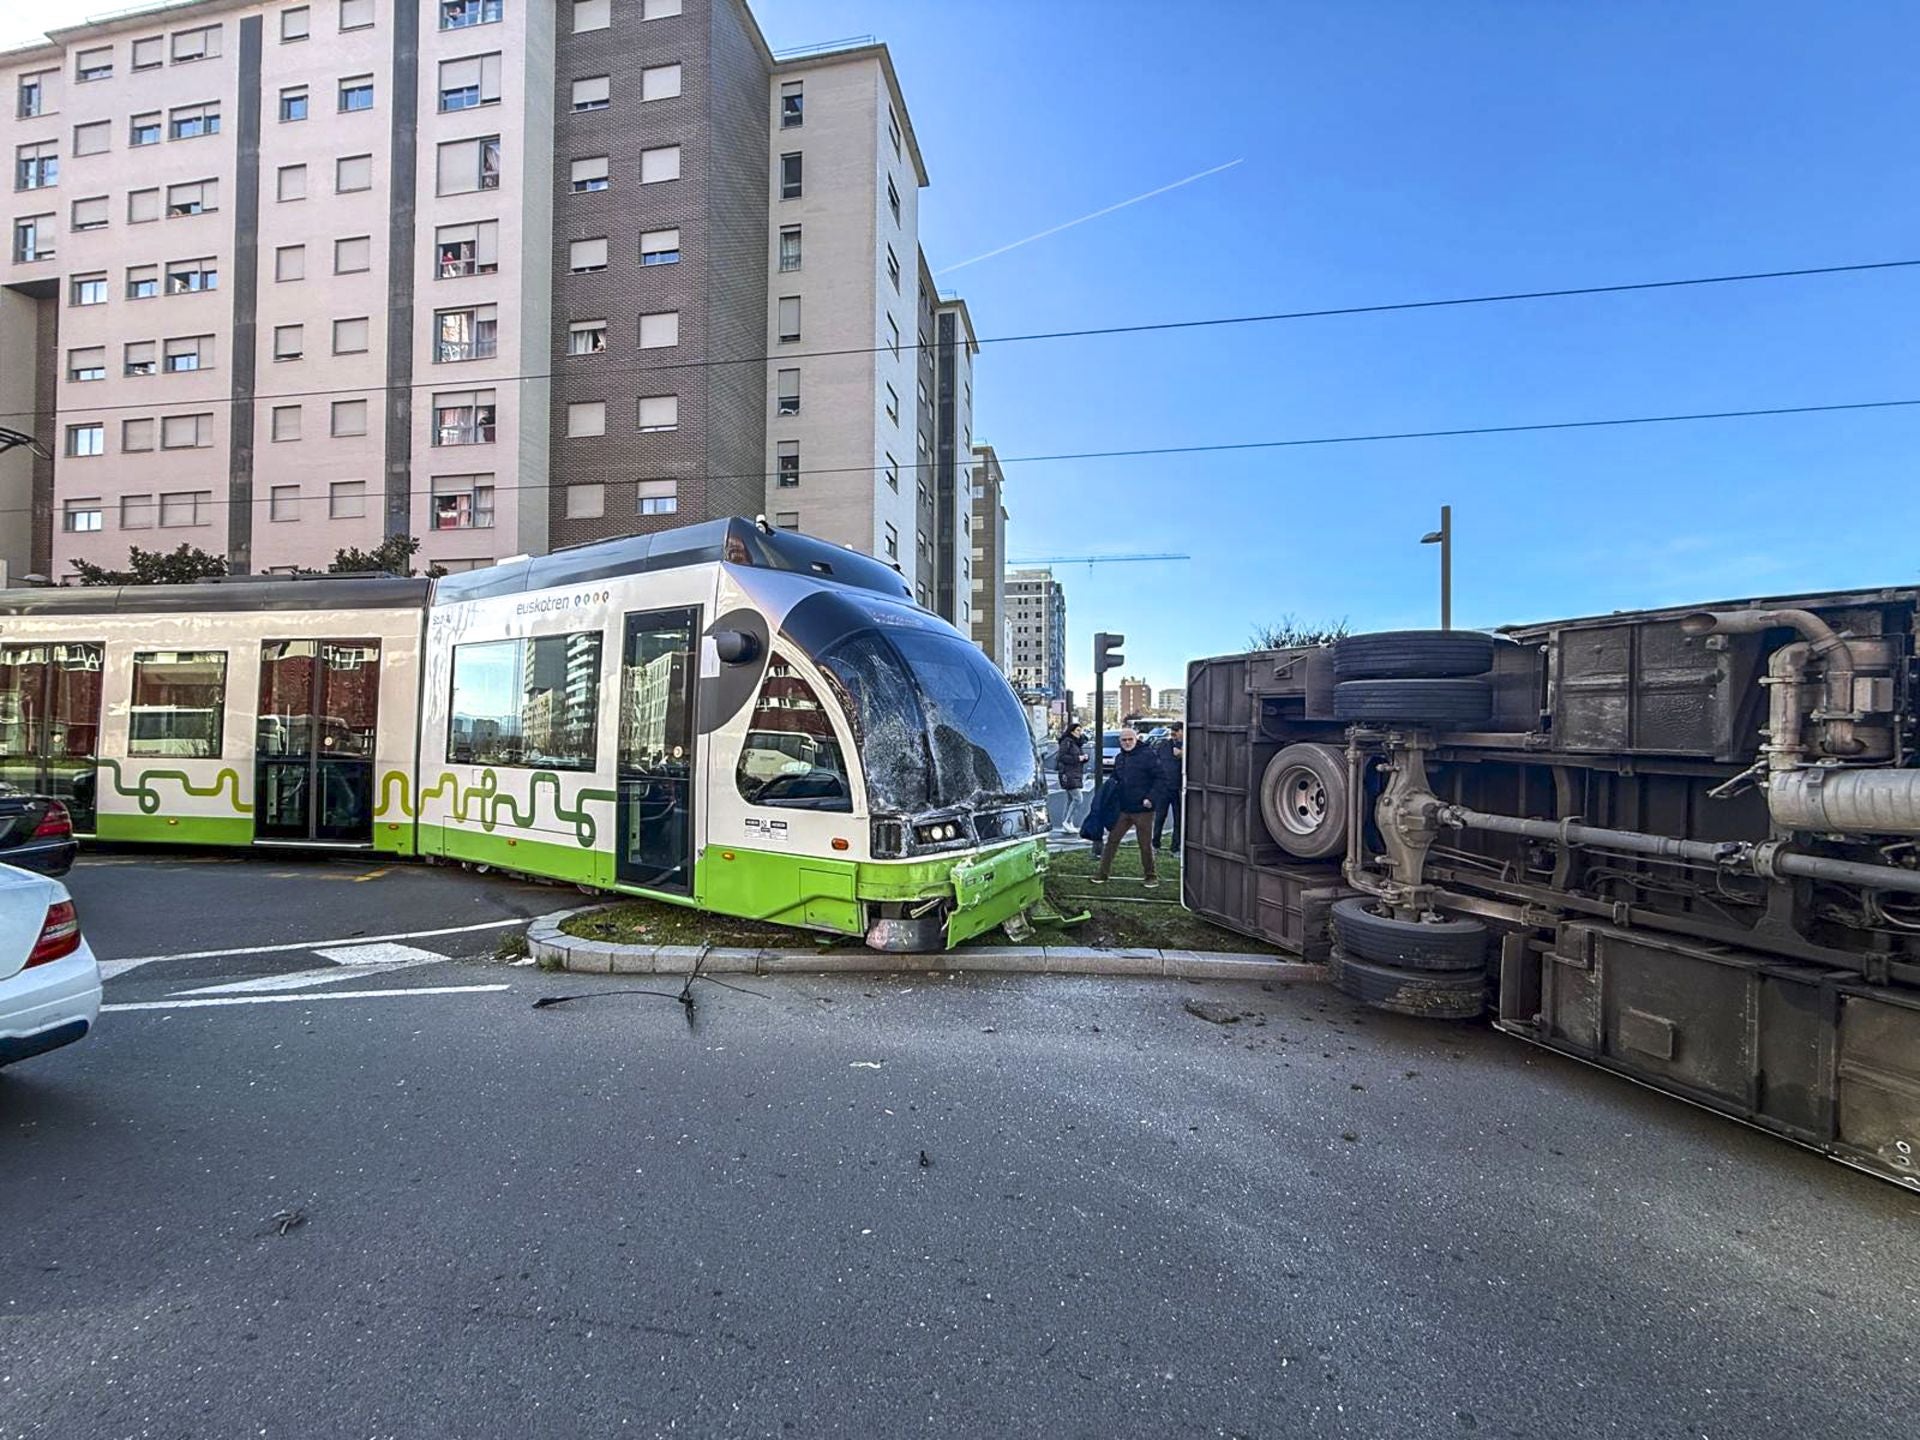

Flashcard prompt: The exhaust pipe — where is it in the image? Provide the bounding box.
[1681,607,1862,758]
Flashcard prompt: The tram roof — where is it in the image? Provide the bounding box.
[0,573,432,617]
[431,518,915,605]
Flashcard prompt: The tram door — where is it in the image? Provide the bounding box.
[255,640,381,844]
[0,643,104,832]
[616,609,698,894]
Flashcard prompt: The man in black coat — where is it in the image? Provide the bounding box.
[1094,727,1161,886]
[1152,721,1184,852]
[1054,722,1091,833]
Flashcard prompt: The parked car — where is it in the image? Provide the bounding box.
[0,786,77,877]
[0,864,101,1068]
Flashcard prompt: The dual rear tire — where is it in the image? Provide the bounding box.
[1329,629,1499,728]
[1328,895,1489,1019]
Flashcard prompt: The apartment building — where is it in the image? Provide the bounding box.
[968,440,1005,665]
[1006,565,1066,701]
[1156,686,1185,716]
[1117,675,1151,720]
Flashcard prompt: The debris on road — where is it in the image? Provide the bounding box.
[269,1206,307,1237]
[1183,1000,1241,1025]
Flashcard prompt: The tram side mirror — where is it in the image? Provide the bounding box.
[712,629,762,665]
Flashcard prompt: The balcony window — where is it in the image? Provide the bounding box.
[432,474,495,530]
[131,113,161,146]
[435,305,498,362]
[433,390,496,445]
[437,220,499,277]
[168,103,220,141]
[165,258,217,294]
[339,77,375,113]
[16,143,57,191]
[568,319,607,356]
[440,0,503,29]
[640,228,679,266]
[439,54,501,111]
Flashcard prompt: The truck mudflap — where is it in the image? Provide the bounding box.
[946,839,1047,949]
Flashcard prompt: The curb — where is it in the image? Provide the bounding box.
[526,907,1325,984]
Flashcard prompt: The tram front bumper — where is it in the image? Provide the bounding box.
[860,837,1048,952]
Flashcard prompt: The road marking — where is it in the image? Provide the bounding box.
[103,983,511,1012]
[176,945,448,996]
[98,915,553,980]
[352,867,393,883]
[313,941,444,967]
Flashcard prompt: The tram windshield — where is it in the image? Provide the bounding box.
[791,594,1042,814]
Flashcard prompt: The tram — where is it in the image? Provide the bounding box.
[0,519,1049,950]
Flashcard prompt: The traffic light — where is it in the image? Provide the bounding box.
[1095,631,1125,675]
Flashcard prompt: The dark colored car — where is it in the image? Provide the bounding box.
[0,789,77,877]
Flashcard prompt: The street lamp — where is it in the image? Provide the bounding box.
[1420,504,1452,631]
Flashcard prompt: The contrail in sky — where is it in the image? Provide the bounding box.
[936,158,1244,275]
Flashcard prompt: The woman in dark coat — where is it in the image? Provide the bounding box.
[1055,722,1091,832]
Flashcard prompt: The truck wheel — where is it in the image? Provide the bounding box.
[1330,896,1488,971]
[1260,743,1349,859]
[1332,630,1496,680]
[1329,948,1486,1019]
[1332,678,1492,727]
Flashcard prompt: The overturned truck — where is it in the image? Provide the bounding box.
[1185,588,1920,1189]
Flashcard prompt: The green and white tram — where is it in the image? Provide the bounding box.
[0,520,1050,949]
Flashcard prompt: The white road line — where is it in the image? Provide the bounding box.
[98,916,553,980]
[177,944,448,997]
[103,984,512,1012]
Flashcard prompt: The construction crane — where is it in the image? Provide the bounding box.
[1005,552,1189,566]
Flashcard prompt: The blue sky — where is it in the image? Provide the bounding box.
[757,0,1920,705]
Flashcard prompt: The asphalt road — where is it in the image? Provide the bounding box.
[3,851,1917,1439]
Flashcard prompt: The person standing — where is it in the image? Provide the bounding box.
[1094,727,1160,887]
[1055,721,1091,832]
[1152,720,1184,852]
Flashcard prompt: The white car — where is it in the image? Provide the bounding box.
[0,863,101,1068]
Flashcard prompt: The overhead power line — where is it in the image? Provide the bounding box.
[1006,553,1191,566]
[0,256,1913,427]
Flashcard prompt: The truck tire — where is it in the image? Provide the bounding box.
[1332,630,1497,680]
[1332,678,1492,727]
[1259,743,1350,860]
[1329,948,1486,1019]
[1330,896,1488,971]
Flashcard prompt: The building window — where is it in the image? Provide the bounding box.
[131,113,162,146]
[776,368,799,416]
[776,440,799,487]
[434,390,496,445]
[274,246,304,282]
[75,49,113,84]
[779,152,801,200]
[887,106,902,160]
[12,215,52,262]
[640,227,679,265]
[637,395,677,432]
[163,336,214,373]
[17,73,49,118]
[280,86,308,122]
[168,103,220,140]
[440,0,502,29]
[157,492,213,530]
[638,311,679,349]
[336,154,373,192]
[278,165,308,202]
[172,25,222,61]
[15,142,57,191]
[885,386,898,424]
[66,423,105,457]
[167,179,217,215]
[779,80,802,128]
[432,474,494,530]
[435,304,497,362]
[567,318,607,356]
[271,406,301,442]
[273,324,304,361]
[436,136,501,194]
[123,341,156,376]
[438,220,499,276]
[641,64,681,102]
[439,54,501,111]
[637,479,677,516]
[122,490,155,524]
[331,399,367,436]
[165,258,217,294]
[887,315,900,357]
[132,189,160,223]
[564,483,604,519]
[339,76,375,112]
[777,296,800,343]
[283,7,311,41]
[160,413,213,449]
[572,0,610,33]
[270,484,300,520]
[886,245,901,293]
[884,523,899,561]
[131,36,164,70]
[887,176,901,224]
[447,632,603,770]
[130,651,225,756]
[640,144,680,183]
[69,273,107,306]
[73,121,110,156]
[570,155,608,192]
[642,0,682,16]
[332,316,370,355]
[572,75,610,112]
[568,236,607,273]
[566,401,605,437]
[334,236,371,274]
[778,225,801,272]
[329,480,367,519]
[67,348,106,383]
[339,0,375,31]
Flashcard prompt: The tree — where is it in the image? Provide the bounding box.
[330,535,445,578]
[71,543,229,586]
[1248,615,1350,650]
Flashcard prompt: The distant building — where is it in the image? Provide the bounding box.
[1156,686,1186,715]
[1118,676,1151,720]
[1006,566,1064,700]
[931,296,976,630]
[968,443,1006,664]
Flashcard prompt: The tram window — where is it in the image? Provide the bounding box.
[129,650,227,757]
[448,631,602,771]
[735,656,851,811]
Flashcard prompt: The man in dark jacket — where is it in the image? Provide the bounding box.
[1152,721,1184,852]
[1055,722,1091,833]
[1094,727,1161,886]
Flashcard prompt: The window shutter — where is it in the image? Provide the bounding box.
[641,145,680,183]
[571,156,607,186]
[437,139,474,193]
[480,53,502,101]
[573,75,609,107]
[71,196,108,228]
[638,395,677,430]
[639,312,679,349]
[129,189,159,222]
[570,237,607,270]
[441,56,481,90]
[475,220,499,266]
